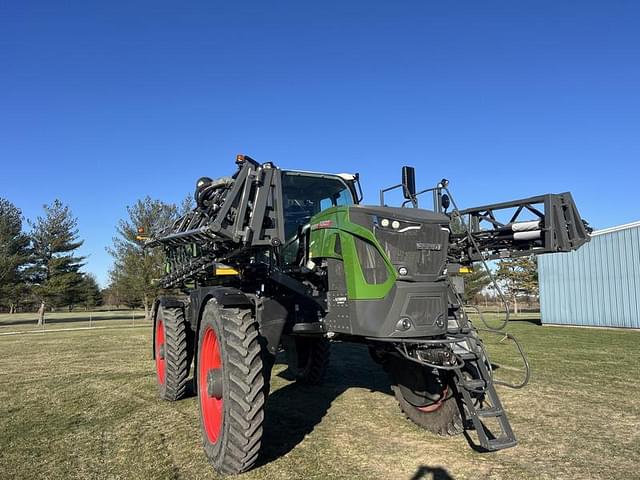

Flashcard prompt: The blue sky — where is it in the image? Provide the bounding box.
[1,1,639,286]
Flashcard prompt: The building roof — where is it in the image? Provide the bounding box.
[591,220,640,237]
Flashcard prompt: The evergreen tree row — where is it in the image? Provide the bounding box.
[0,198,101,322]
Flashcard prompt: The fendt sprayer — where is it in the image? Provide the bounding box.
[146,154,589,475]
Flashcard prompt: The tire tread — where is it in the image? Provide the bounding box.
[200,302,265,475]
[158,306,190,401]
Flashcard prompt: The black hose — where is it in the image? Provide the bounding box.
[477,329,531,389]
[442,186,532,389]
[443,186,511,331]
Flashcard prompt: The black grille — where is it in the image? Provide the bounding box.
[375,223,448,278]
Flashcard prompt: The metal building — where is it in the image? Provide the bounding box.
[538,221,640,328]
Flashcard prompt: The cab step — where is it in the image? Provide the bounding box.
[453,342,517,452]
[292,322,325,334]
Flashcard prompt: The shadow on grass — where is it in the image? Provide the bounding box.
[506,316,541,326]
[410,465,455,480]
[257,342,512,467]
[257,342,392,466]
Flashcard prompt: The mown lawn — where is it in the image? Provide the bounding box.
[0,315,638,480]
[0,310,147,334]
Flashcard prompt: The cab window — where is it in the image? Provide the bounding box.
[282,172,354,239]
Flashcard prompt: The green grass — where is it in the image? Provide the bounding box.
[0,314,638,479]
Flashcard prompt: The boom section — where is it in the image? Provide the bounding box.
[147,158,285,250]
[452,192,589,263]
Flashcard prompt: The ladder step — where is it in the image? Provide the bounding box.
[477,407,504,418]
[292,322,325,334]
[451,339,518,451]
[463,379,486,390]
[486,436,518,451]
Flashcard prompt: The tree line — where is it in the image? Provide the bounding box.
[0,198,100,323]
[1,194,188,324]
[463,257,539,314]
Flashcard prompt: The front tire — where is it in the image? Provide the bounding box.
[387,357,464,436]
[154,304,191,401]
[197,301,265,475]
[392,383,464,436]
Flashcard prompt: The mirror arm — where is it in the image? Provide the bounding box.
[379,184,402,206]
[415,187,435,196]
[410,186,447,212]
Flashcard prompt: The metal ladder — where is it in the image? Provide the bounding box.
[453,343,517,451]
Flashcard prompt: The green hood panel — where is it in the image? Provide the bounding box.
[309,206,397,300]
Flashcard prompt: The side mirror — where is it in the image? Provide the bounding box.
[402,166,416,199]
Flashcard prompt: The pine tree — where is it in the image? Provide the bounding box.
[107,197,178,320]
[447,215,491,303]
[0,198,31,313]
[495,256,539,314]
[463,266,491,303]
[79,273,102,310]
[30,199,85,324]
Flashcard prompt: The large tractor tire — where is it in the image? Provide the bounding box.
[386,357,464,437]
[197,301,265,475]
[154,304,191,401]
[284,335,330,385]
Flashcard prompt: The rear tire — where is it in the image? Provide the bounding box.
[284,335,330,385]
[197,301,265,475]
[154,304,191,401]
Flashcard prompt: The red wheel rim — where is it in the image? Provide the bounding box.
[155,319,166,385]
[416,386,448,413]
[199,326,223,443]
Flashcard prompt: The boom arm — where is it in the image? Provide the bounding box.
[147,156,285,250]
[450,192,590,263]
[145,156,286,288]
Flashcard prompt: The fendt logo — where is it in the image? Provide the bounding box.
[416,242,442,251]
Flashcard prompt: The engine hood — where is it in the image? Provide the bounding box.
[349,205,449,224]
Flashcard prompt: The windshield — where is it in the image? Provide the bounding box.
[282,171,354,240]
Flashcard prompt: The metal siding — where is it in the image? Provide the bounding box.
[538,224,640,328]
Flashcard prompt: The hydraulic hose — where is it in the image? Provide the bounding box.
[443,186,510,331]
[442,187,531,389]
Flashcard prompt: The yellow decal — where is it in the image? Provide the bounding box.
[215,267,239,276]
